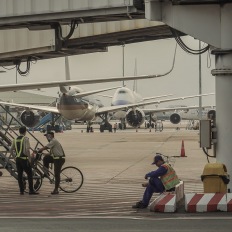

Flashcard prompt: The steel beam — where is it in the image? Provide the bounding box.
[145,1,232,49]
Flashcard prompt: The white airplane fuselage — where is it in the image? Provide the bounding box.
[111,87,143,119]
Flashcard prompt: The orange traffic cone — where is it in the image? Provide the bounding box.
[180,140,186,157]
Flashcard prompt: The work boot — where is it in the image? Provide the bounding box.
[51,190,59,195]
[132,201,147,209]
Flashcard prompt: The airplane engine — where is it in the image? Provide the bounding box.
[126,108,145,127]
[170,113,181,124]
[207,109,216,120]
[20,110,40,128]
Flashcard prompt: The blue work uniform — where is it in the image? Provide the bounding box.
[141,165,168,207]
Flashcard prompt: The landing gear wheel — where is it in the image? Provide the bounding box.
[118,123,122,130]
[59,166,84,193]
[108,124,112,132]
[100,125,104,132]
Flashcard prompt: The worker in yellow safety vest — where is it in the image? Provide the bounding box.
[132,154,179,209]
[10,126,39,195]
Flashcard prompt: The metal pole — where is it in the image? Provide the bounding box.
[122,44,125,86]
[16,67,18,84]
[211,49,232,191]
[199,40,202,120]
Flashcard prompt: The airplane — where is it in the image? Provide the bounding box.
[0,56,173,128]
[0,90,214,131]
[98,85,172,130]
[145,105,215,123]
[98,85,215,131]
[97,58,214,131]
[97,59,174,130]
[96,58,215,131]
[0,57,214,131]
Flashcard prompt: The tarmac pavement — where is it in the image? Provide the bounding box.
[0,122,217,218]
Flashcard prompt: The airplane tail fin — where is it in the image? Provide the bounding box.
[60,57,71,93]
[65,57,71,81]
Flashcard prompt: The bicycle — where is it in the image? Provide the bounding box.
[25,152,84,193]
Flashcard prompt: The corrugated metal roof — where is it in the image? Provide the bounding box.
[0,91,56,104]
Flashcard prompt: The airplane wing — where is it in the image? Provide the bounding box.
[96,93,214,115]
[97,93,173,100]
[143,94,173,101]
[0,74,167,93]
[0,101,59,114]
[73,86,121,98]
[96,94,113,98]
[143,105,215,114]
[0,94,214,118]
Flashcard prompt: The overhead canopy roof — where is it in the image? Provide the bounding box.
[0,91,56,104]
[0,1,184,67]
[0,24,181,66]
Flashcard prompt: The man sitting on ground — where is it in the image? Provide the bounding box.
[132,154,180,209]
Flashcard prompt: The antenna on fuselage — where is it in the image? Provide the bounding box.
[60,57,71,94]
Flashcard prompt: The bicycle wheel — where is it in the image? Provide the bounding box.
[59,166,84,193]
[23,169,43,193]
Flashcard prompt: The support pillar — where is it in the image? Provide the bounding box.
[211,49,232,191]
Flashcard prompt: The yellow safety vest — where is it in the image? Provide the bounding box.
[160,164,180,190]
[14,136,28,160]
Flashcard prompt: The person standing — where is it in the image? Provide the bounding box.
[132,154,179,209]
[37,131,65,195]
[10,126,39,195]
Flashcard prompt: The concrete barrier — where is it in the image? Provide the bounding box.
[150,181,184,212]
[185,193,229,212]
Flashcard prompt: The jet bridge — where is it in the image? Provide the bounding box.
[0,19,176,67]
[0,0,146,66]
[0,0,181,68]
[0,0,145,30]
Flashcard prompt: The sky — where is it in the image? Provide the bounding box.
[0,35,215,107]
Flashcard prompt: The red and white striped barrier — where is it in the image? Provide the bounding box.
[185,193,232,212]
[227,193,232,212]
[154,193,177,212]
[150,181,184,212]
